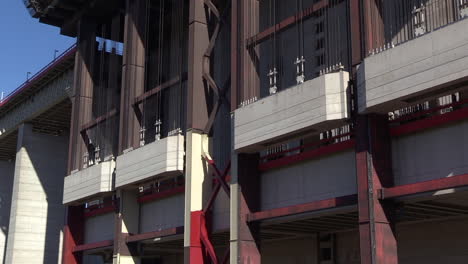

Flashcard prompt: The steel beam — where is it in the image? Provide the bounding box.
[355,114,398,264]
[247,195,358,222]
[380,174,468,200]
[62,206,85,264]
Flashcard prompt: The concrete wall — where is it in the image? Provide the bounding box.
[260,150,356,210]
[397,218,468,263]
[116,135,184,188]
[358,18,468,113]
[84,213,115,244]
[234,71,349,152]
[262,236,318,264]
[5,124,67,264]
[392,120,468,185]
[140,194,184,233]
[0,161,14,264]
[63,159,115,204]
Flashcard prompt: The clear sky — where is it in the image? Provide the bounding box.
[0,0,76,97]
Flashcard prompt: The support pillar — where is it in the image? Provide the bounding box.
[67,18,96,174]
[356,115,398,264]
[184,131,211,264]
[5,123,68,263]
[185,0,212,262]
[113,190,140,264]
[0,160,14,264]
[62,205,84,264]
[119,0,147,153]
[230,153,261,264]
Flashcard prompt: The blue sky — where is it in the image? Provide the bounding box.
[0,0,76,97]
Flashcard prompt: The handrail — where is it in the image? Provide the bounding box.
[0,44,77,108]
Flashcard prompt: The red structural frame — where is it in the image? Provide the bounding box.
[379,174,468,200]
[247,194,358,222]
[73,240,114,253]
[259,139,355,172]
[137,185,185,204]
[390,100,468,137]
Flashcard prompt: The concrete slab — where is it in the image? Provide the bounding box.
[63,160,115,204]
[115,135,184,188]
[358,18,468,113]
[234,71,349,152]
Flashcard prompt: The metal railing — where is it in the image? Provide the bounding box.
[367,0,467,56]
[0,44,77,107]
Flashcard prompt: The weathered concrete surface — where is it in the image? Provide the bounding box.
[116,135,184,188]
[234,71,349,152]
[392,120,468,186]
[0,70,73,140]
[5,124,68,264]
[0,161,14,264]
[358,18,468,113]
[63,159,115,204]
[260,150,356,211]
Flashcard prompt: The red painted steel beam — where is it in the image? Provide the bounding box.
[246,0,329,47]
[356,115,398,264]
[390,107,468,137]
[137,186,185,204]
[259,140,356,172]
[380,174,468,200]
[73,240,114,253]
[247,194,358,222]
[126,226,185,243]
[62,206,84,264]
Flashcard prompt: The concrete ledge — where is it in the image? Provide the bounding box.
[358,18,468,113]
[115,135,184,188]
[63,160,115,204]
[234,71,349,152]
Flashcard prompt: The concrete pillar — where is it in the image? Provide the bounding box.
[184,131,211,263]
[230,153,261,264]
[5,123,68,264]
[0,160,14,264]
[355,115,398,264]
[113,190,140,264]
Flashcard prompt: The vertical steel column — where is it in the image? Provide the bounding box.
[63,18,96,264]
[355,114,398,264]
[62,206,84,264]
[67,18,96,174]
[185,0,212,262]
[230,153,261,264]
[362,0,385,55]
[118,0,147,153]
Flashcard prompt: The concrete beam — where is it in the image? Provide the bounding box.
[0,69,73,141]
[5,123,68,264]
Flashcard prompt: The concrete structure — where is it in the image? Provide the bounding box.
[234,71,350,152]
[0,0,466,263]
